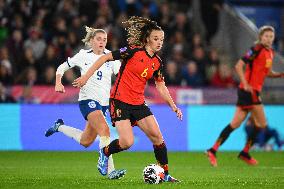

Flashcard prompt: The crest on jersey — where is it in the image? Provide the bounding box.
[88,101,96,108]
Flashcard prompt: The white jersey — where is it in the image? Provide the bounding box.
[66,49,121,106]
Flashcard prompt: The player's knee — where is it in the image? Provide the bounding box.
[255,124,266,129]
[80,140,92,148]
[101,126,110,136]
[119,138,134,149]
[230,122,241,129]
[150,133,163,144]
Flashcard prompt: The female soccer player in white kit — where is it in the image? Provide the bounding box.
[45,26,125,179]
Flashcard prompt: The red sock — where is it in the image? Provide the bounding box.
[212,140,221,151]
[160,164,168,175]
[243,140,252,153]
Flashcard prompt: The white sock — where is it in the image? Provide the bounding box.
[100,136,115,174]
[58,125,82,144]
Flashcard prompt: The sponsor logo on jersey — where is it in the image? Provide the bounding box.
[245,50,253,58]
[265,59,272,68]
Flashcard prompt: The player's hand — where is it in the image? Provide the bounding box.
[280,72,284,78]
[72,75,88,88]
[173,107,183,121]
[55,83,65,93]
[243,83,253,93]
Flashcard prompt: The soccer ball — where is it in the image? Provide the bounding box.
[142,164,165,184]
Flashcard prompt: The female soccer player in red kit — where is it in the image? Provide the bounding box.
[73,17,182,182]
[206,26,284,167]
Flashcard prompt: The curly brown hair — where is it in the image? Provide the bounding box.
[122,16,162,46]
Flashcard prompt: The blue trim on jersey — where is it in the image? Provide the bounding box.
[87,50,93,53]
[79,100,109,120]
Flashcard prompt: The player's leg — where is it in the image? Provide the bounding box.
[239,104,266,165]
[86,111,126,178]
[137,115,179,182]
[79,121,97,147]
[45,118,83,144]
[103,99,134,155]
[98,120,133,176]
[104,120,134,154]
[206,107,249,166]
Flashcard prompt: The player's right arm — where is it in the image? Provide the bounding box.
[55,63,70,93]
[55,50,82,92]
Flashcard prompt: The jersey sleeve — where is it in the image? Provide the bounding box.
[66,50,84,67]
[241,45,263,64]
[112,60,121,75]
[153,63,164,82]
[112,47,137,60]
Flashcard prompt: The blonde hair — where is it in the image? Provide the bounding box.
[82,26,106,47]
[256,25,275,44]
[122,16,162,46]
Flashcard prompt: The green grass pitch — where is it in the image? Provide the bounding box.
[0,151,283,189]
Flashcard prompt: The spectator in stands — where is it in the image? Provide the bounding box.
[24,27,46,60]
[157,2,172,35]
[190,33,206,51]
[9,14,25,35]
[164,61,183,86]
[208,48,220,66]
[210,63,236,88]
[169,12,192,42]
[5,30,23,69]
[192,46,208,84]
[0,62,13,85]
[16,66,38,86]
[18,85,40,104]
[206,48,221,81]
[68,31,82,54]
[0,82,16,103]
[171,31,191,60]
[182,61,204,87]
[39,65,55,85]
[0,47,13,85]
[200,0,224,44]
[245,116,284,151]
[70,16,85,41]
[40,44,60,75]
[18,47,39,74]
[53,32,72,63]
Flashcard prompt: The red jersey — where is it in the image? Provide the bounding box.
[239,44,274,92]
[111,47,164,105]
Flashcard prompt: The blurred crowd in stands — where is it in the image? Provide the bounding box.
[0,0,237,97]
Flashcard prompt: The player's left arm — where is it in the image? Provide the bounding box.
[153,65,182,120]
[267,67,284,78]
[155,81,182,121]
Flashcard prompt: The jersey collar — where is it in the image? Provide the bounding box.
[144,47,156,59]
